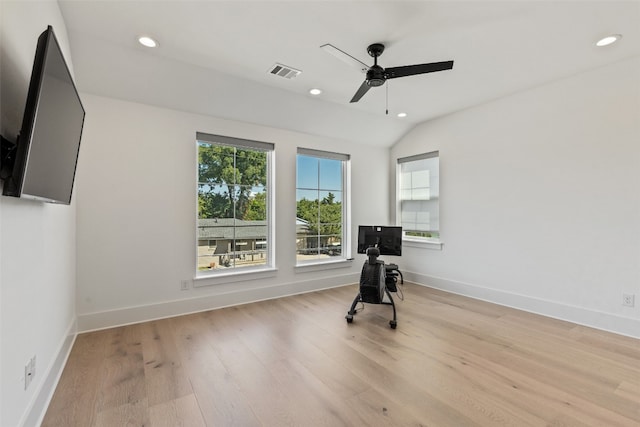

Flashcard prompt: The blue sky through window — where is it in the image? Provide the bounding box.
[296,155,342,202]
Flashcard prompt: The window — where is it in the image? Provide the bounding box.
[196,132,273,274]
[397,151,440,241]
[296,148,350,264]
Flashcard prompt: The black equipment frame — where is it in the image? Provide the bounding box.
[345,247,398,329]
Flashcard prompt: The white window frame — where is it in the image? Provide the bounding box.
[396,151,443,250]
[295,148,351,267]
[195,132,276,283]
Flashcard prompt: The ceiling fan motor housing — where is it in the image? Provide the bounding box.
[367,65,386,87]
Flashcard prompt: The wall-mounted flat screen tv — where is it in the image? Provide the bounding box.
[357,226,402,256]
[1,25,85,205]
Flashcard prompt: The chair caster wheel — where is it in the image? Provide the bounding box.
[346,315,353,323]
[389,320,397,329]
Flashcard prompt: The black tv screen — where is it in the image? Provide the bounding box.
[357,226,402,256]
[2,26,85,205]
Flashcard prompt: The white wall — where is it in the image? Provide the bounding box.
[391,56,640,337]
[0,1,78,426]
[75,94,390,331]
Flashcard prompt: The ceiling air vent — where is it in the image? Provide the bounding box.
[268,63,302,79]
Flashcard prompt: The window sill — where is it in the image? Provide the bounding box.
[295,258,353,273]
[194,266,278,288]
[402,238,444,251]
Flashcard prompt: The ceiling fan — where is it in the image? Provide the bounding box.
[321,43,454,103]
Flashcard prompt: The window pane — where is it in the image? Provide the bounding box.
[244,186,267,221]
[297,189,319,204]
[198,184,225,219]
[197,136,270,273]
[296,155,318,189]
[412,187,430,200]
[400,171,412,190]
[412,169,429,184]
[319,158,342,191]
[236,147,267,185]
[400,188,412,200]
[319,190,342,242]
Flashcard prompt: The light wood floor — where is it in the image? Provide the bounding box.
[42,283,639,426]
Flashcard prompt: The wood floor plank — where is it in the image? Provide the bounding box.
[41,330,109,427]
[94,398,149,427]
[148,394,206,427]
[94,324,147,415]
[138,319,193,407]
[615,380,640,404]
[42,283,640,426]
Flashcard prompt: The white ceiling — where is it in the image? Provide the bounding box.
[58,0,640,147]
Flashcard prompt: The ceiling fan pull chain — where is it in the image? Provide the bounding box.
[386,82,389,115]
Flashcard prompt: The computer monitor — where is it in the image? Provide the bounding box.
[357,226,402,256]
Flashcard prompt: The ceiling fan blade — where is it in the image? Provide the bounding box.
[350,80,371,103]
[385,60,454,79]
[321,44,369,73]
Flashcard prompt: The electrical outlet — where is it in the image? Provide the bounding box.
[622,294,635,307]
[24,361,31,390]
[24,355,36,390]
[180,280,191,291]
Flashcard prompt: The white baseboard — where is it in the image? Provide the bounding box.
[405,271,640,339]
[78,272,360,332]
[21,318,77,427]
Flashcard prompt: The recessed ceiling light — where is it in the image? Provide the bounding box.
[309,88,322,95]
[138,36,158,48]
[596,34,622,47]
[397,112,407,118]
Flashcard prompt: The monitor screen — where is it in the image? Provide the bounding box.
[357,226,402,256]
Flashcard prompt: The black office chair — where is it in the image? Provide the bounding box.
[345,247,398,329]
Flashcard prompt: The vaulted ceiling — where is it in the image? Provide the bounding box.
[58,1,640,147]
